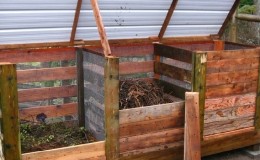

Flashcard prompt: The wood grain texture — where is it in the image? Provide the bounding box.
[70,0,82,44]
[0,48,76,63]
[206,69,258,87]
[0,64,21,160]
[205,93,256,111]
[207,49,260,61]
[120,115,184,138]
[17,67,76,83]
[154,62,192,82]
[207,57,259,74]
[120,128,184,153]
[154,44,193,63]
[206,81,257,99]
[22,141,105,160]
[119,61,154,75]
[19,103,77,121]
[104,56,119,159]
[18,85,77,103]
[255,56,260,129]
[213,40,225,51]
[119,101,184,124]
[192,52,207,139]
[184,92,200,160]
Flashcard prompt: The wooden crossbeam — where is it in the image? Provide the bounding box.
[158,0,179,40]
[70,0,83,44]
[90,0,112,56]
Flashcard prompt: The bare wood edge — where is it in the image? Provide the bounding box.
[22,141,105,160]
[218,0,240,36]
[158,0,179,40]
[70,0,83,44]
[255,56,260,129]
[90,0,111,56]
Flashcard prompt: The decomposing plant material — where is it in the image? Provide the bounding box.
[119,79,173,110]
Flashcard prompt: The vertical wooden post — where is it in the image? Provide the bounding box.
[192,52,207,140]
[184,92,201,160]
[0,63,21,160]
[91,0,112,56]
[77,48,85,127]
[229,9,238,42]
[154,55,161,79]
[104,56,119,160]
[255,49,260,130]
[213,40,225,51]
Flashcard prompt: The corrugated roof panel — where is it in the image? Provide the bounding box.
[0,0,237,44]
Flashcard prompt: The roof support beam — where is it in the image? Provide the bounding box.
[158,0,179,40]
[90,0,111,56]
[70,0,83,44]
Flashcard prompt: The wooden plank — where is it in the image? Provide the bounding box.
[120,128,184,153]
[205,93,256,111]
[70,0,83,44]
[184,92,200,160]
[119,61,154,75]
[0,48,76,63]
[104,56,119,159]
[18,85,77,103]
[154,62,192,82]
[120,115,184,138]
[19,103,77,121]
[207,57,259,74]
[0,64,21,160]
[218,0,240,36]
[192,52,207,139]
[91,0,111,56]
[207,49,260,61]
[76,48,85,127]
[22,141,105,160]
[206,69,258,87]
[204,116,254,136]
[158,0,179,40]
[119,101,184,124]
[213,40,225,51]
[236,14,260,22]
[154,44,193,63]
[17,67,76,83]
[256,56,260,129]
[206,81,257,99]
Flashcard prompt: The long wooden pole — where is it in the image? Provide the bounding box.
[0,63,21,160]
[236,14,260,22]
[70,0,83,44]
[90,0,112,56]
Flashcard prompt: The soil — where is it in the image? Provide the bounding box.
[119,79,174,110]
[20,121,96,153]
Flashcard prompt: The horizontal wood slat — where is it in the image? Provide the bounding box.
[18,85,77,103]
[22,141,105,160]
[207,49,260,61]
[205,93,256,111]
[119,61,154,75]
[120,115,184,138]
[206,69,258,87]
[119,101,184,124]
[0,48,76,63]
[154,62,192,82]
[154,44,193,63]
[17,67,77,83]
[207,58,259,74]
[19,103,77,121]
[206,82,257,99]
[120,128,184,153]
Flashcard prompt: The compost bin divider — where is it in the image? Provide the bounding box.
[255,51,260,129]
[0,63,21,160]
[104,56,120,159]
[192,52,207,139]
[77,48,85,127]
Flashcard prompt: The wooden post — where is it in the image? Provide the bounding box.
[184,92,201,160]
[229,9,238,42]
[255,49,260,130]
[90,0,112,56]
[104,56,119,160]
[76,48,85,127]
[0,63,21,160]
[70,0,83,44]
[213,40,225,51]
[192,52,207,140]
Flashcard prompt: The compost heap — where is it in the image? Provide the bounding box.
[119,79,174,110]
